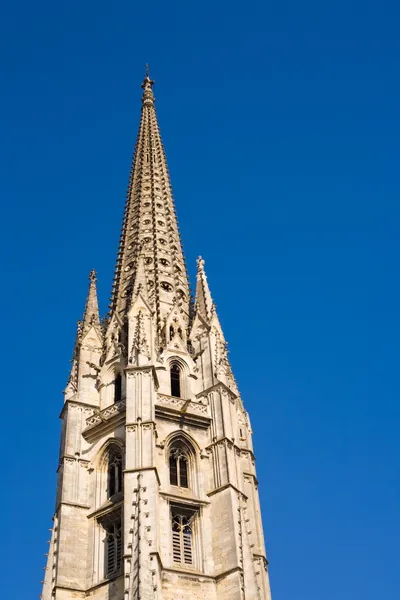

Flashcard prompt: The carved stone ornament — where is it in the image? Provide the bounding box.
[142,422,154,431]
[84,399,126,430]
[129,310,150,364]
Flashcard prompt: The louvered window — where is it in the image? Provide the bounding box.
[106,522,122,576]
[169,446,189,488]
[171,509,196,567]
[98,510,123,579]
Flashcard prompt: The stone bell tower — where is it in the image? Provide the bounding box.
[41,72,272,600]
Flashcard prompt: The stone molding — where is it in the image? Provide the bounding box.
[83,399,126,432]
[157,393,209,415]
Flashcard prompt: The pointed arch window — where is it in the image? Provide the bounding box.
[169,443,189,488]
[107,447,122,498]
[170,363,181,398]
[114,373,122,403]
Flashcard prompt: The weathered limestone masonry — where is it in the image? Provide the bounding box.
[41,73,272,600]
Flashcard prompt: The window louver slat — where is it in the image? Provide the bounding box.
[171,511,194,566]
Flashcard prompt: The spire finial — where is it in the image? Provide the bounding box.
[141,65,155,104]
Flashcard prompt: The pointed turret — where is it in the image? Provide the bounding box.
[191,256,239,394]
[64,270,102,403]
[109,70,190,346]
[82,269,100,333]
[194,256,215,322]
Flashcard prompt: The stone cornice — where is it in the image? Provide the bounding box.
[125,364,160,388]
[207,482,248,500]
[124,466,161,486]
[159,490,210,507]
[87,497,123,520]
[82,399,126,441]
[155,393,211,428]
[196,380,238,401]
[206,436,256,461]
[57,454,90,471]
[73,572,123,594]
[126,419,156,432]
[56,500,91,512]
[59,398,97,420]
[161,566,216,581]
[243,471,259,486]
[52,583,85,593]
[215,565,243,581]
[155,401,211,428]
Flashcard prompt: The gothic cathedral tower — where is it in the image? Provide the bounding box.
[41,74,272,600]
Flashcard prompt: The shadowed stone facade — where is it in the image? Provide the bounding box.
[41,74,272,600]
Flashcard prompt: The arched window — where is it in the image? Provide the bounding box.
[169,443,189,488]
[107,447,122,498]
[114,373,122,403]
[170,363,181,398]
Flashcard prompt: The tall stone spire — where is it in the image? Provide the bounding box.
[110,71,190,342]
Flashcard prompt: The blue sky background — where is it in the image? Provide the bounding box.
[1,1,399,598]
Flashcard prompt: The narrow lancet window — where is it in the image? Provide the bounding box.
[170,363,181,397]
[114,373,122,403]
[107,447,122,498]
[169,444,189,488]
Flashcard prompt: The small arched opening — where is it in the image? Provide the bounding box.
[170,363,181,398]
[168,439,193,488]
[114,373,122,403]
[107,445,123,499]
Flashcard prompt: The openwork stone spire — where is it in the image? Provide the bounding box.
[110,73,190,338]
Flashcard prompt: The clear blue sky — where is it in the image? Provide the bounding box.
[1,1,399,598]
